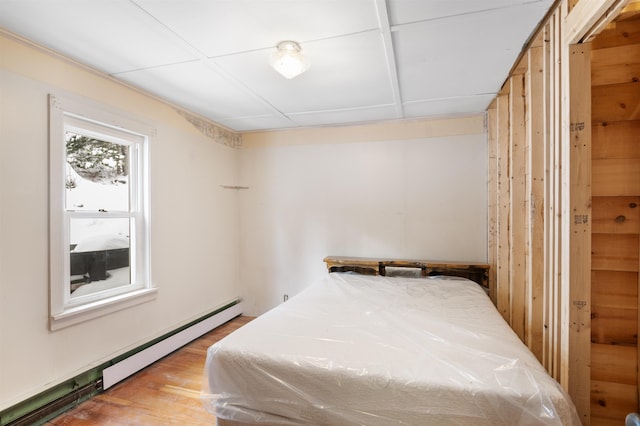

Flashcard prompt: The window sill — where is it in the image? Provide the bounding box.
[50,287,157,331]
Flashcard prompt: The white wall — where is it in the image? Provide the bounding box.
[0,33,239,410]
[239,118,488,315]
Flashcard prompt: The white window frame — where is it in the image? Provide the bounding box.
[49,93,156,330]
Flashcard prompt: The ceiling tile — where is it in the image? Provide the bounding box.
[388,0,551,25]
[133,0,380,57]
[403,94,495,118]
[287,104,400,128]
[214,31,396,114]
[218,115,296,133]
[0,0,553,131]
[394,2,551,101]
[0,0,196,74]
[116,61,277,120]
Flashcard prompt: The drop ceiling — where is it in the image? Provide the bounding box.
[0,0,553,132]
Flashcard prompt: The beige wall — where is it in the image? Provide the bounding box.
[239,117,488,315]
[0,33,239,410]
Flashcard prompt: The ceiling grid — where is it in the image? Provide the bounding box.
[0,0,554,132]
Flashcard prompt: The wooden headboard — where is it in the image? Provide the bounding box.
[323,256,490,290]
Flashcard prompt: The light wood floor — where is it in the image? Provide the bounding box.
[47,315,253,425]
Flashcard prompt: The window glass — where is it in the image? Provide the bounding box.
[65,131,130,212]
[49,93,155,330]
[69,217,132,296]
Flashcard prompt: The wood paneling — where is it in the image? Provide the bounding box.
[590,8,640,424]
[591,380,638,423]
[593,159,640,196]
[592,343,637,384]
[592,304,637,344]
[592,82,640,121]
[592,233,640,271]
[592,196,640,233]
[592,121,640,160]
[594,19,640,50]
[592,270,639,305]
[591,44,640,85]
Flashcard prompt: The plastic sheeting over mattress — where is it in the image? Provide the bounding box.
[203,273,579,425]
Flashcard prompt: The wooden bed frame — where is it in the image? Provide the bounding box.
[323,255,490,290]
[215,256,492,426]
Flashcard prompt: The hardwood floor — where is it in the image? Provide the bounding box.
[47,316,253,425]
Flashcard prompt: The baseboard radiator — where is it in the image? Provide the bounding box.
[5,380,103,426]
[3,302,242,426]
[103,302,243,389]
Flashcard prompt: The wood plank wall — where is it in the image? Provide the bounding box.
[487,1,640,424]
[589,11,640,424]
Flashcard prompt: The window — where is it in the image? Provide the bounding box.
[49,94,155,330]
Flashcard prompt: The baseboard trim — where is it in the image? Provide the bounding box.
[103,301,243,388]
[1,301,242,426]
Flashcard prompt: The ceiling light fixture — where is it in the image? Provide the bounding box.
[269,40,310,79]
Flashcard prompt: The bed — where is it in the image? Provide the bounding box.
[202,256,579,425]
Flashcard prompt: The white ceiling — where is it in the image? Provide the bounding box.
[0,0,553,132]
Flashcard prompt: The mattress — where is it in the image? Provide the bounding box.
[203,273,579,425]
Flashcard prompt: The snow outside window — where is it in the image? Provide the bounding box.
[49,94,155,330]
